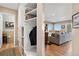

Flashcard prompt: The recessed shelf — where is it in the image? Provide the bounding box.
[24,17,37,22]
[25,8,37,15]
[24,3,37,56]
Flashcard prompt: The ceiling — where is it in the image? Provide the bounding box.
[44,3,72,22]
[0,3,72,22]
[0,3,18,10]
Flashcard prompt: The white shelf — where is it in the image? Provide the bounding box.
[24,17,37,22]
[23,3,37,56]
[24,46,37,56]
[25,8,37,15]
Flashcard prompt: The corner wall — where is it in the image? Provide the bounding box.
[72,4,79,55]
[37,3,45,56]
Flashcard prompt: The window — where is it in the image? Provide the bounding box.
[54,24,61,31]
[48,24,61,31]
[48,24,53,31]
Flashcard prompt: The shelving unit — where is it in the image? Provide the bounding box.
[18,3,45,56]
[24,17,37,22]
[25,8,37,15]
[23,3,37,56]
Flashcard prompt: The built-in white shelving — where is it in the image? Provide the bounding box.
[23,3,37,56]
[24,17,37,22]
[25,8,37,15]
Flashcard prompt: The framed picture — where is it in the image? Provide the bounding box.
[72,12,79,28]
[61,25,65,29]
[5,21,14,29]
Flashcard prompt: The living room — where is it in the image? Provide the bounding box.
[44,3,72,56]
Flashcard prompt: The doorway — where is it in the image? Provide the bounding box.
[0,13,16,50]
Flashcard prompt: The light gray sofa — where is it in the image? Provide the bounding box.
[49,32,71,45]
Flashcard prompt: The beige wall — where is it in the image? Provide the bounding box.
[72,4,79,55]
[72,4,79,15]
[0,6,16,14]
[18,4,24,48]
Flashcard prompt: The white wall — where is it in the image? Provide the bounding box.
[37,4,45,56]
[2,13,15,31]
[0,13,16,46]
[57,22,72,32]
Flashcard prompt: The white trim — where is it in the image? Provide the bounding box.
[0,14,3,48]
[24,17,37,22]
[14,15,16,47]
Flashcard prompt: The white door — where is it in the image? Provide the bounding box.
[0,15,3,48]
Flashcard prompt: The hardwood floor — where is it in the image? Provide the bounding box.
[46,41,72,56]
[0,40,21,56]
[0,41,14,52]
